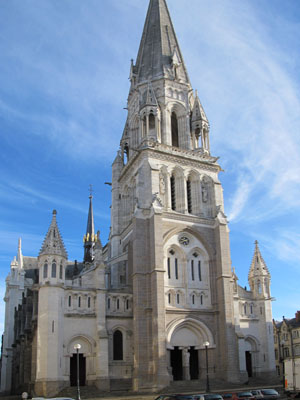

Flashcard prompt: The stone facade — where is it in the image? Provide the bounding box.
[273,312,300,379]
[0,0,276,396]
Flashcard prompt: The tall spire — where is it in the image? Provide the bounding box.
[132,0,190,85]
[39,210,68,258]
[83,193,96,263]
[86,194,95,239]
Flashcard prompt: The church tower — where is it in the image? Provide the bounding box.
[35,210,68,395]
[110,0,242,391]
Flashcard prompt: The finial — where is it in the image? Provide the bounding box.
[89,184,93,199]
[255,240,258,246]
[53,210,57,216]
[18,237,22,249]
[195,89,198,98]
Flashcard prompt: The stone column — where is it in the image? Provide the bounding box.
[182,347,191,380]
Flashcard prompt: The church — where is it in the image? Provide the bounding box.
[0,0,276,396]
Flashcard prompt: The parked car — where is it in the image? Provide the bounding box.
[251,390,264,399]
[236,393,256,400]
[222,393,255,400]
[196,394,224,400]
[259,389,280,399]
[155,395,196,400]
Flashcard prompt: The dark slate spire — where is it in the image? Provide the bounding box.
[39,210,68,259]
[132,0,190,85]
[83,194,96,263]
[86,194,95,239]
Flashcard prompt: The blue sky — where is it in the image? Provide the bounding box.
[0,0,300,336]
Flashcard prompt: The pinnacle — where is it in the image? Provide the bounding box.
[39,210,68,259]
[248,241,270,280]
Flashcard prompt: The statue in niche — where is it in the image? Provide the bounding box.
[159,174,166,195]
[182,347,190,367]
[202,184,208,203]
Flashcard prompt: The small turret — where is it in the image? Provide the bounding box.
[38,210,67,285]
[248,241,271,298]
[191,91,210,153]
[139,82,160,141]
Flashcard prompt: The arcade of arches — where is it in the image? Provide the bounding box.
[166,319,215,381]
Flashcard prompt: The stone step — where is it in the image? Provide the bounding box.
[57,385,105,399]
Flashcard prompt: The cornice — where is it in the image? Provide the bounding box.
[119,142,220,182]
[162,211,216,226]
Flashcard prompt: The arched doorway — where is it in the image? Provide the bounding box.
[244,336,258,378]
[167,318,214,381]
[67,335,95,388]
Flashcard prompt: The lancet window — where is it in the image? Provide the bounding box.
[149,112,155,131]
[171,112,179,147]
[43,262,48,279]
[113,330,123,360]
[187,178,192,213]
[51,260,56,278]
[170,175,176,211]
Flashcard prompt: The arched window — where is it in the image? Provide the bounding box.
[167,257,171,279]
[88,297,91,308]
[117,298,120,310]
[43,263,48,279]
[177,293,180,304]
[192,294,195,305]
[168,293,171,304]
[143,116,147,137]
[124,144,129,164]
[187,177,192,213]
[171,112,179,147]
[107,298,111,310]
[200,294,203,305]
[175,258,178,280]
[170,175,176,210]
[198,260,202,281]
[149,113,155,131]
[195,127,201,148]
[68,295,72,307]
[51,260,56,278]
[257,280,262,294]
[113,330,123,360]
[59,263,63,279]
[78,296,81,308]
[191,260,195,281]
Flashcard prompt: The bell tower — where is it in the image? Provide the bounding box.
[109,0,242,391]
